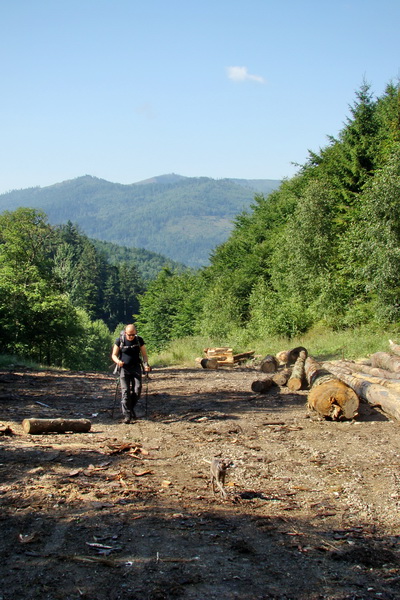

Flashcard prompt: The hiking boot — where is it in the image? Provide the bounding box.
[123,417,131,424]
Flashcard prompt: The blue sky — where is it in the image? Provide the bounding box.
[0,0,399,194]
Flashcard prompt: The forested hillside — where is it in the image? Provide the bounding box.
[0,216,148,370]
[2,80,399,369]
[135,81,400,352]
[0,175,281,268]
[92,239,187,281]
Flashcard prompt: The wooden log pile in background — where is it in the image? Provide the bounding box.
[199,347,255,368]
[201,339,400,422]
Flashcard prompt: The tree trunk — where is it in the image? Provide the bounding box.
[260,355,278,373]
[22,418,92,435]
[288,350,307,391]
[251,378,274,393]
[305,357,359,420]
[330,360,400,380]
[370,352,400,374]
[389,339,400,356]
[272,368,292,386]
[200,358,219,370]
[320,368,400,421]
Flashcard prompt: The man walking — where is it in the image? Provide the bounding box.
[111,324,151,423]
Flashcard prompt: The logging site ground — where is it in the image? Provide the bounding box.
[1,360,400,600]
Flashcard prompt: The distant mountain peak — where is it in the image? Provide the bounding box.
[134,173,188,186]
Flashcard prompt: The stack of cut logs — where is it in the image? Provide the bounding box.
[199,347,255,369]
[251,339,400,422]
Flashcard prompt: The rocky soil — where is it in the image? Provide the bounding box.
[1,363,400,600]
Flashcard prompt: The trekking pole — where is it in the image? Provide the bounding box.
[111,373,120,419]
[144,372,149,418]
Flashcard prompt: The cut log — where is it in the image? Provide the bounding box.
[260,355,279,373]
[276,347,308,366]
[305,357,359,420]
[330,360,400,380]
[288,350,307,391]
[22,418,91,435]
[370,352,400,374]
[389,339,400,357]
[320,368,400,421]
[276,350,290,365]
[200,358,219,370]
[272,368,292,386]
[323,363,400,393]
[287,346,308,365]
[251,378,274,393]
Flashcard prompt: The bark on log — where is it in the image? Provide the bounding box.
[251,378,274,393]
[260,355,279,373]
[370,352,400,374]
[22,418,91,435]
[272,368,292,386]
[305,357,359,420]
[288,350,307,391]
[323,363,400,393]
[200,358,219,370]
[330,360,400,380]
[320,368,400,421]
[389,339,400,357]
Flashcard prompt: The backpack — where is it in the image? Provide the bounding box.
[113,331,143,375]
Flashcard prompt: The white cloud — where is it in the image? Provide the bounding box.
[227,66,265,84]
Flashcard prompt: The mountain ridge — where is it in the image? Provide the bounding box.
[0,174,281,267]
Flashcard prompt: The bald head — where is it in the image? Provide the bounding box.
[125,324,137,336]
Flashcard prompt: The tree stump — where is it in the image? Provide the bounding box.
[305,357,359,420]
[260,355,278,373]
[22,418,92,435]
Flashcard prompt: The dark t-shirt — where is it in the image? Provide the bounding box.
[115,335,145,371]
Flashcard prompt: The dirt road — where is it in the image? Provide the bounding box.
[1,364,400,599]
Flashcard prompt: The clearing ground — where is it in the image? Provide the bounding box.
[1,362,400,600]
